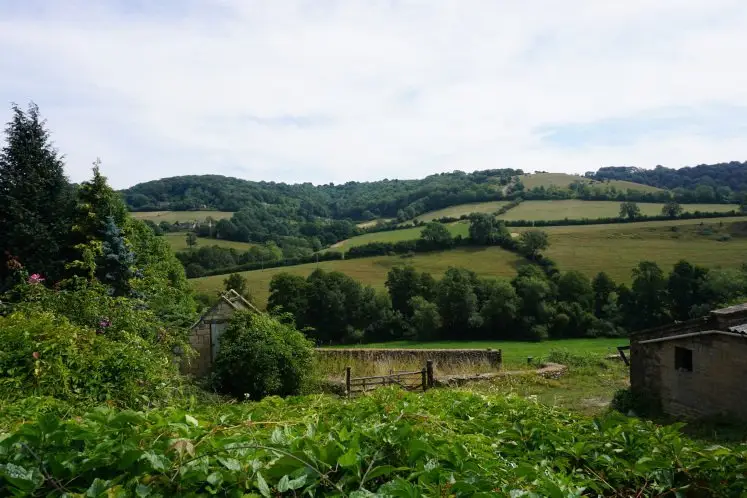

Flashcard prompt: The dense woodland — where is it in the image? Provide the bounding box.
[590,162,747,193]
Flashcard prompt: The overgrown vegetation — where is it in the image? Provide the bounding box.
[4,388,747,496]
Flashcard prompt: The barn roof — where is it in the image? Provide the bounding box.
[190,289,260,329]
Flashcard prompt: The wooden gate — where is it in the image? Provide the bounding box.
[345,360,434,397]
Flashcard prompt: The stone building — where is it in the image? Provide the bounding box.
[182,289,259,377]
[630,302,747,419]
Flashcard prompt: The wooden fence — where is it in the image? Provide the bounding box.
[345,360,434,397]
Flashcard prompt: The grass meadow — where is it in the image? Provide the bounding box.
[499,200,739,221]
[192,217,747,307]
[414,201,509,222]
[191,245,523,305]
[331,222,470,250]
[164,233,256,252]
[519,172,662,193]
[131,210,234,223]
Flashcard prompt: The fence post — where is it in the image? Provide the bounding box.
[426,360,434,389]
[421,368,427,392]
[345,366,351,397]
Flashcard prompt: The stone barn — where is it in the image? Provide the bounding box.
[630,303,747,419]
[182,289,259,377]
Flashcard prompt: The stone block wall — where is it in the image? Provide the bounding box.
[315,348,502,370]
[182,322,212,377]
[632,334,747,419]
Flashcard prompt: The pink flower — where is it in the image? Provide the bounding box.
[32,351,40,360]
[28,273,45,285]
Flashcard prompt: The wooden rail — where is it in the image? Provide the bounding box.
[346,360,435,397]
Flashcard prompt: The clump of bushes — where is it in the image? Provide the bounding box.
[611,387,661,416]
[212,311,315,400]
[0,311,180,407]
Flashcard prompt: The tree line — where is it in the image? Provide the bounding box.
[263,257,747,345]
[589,162,747,193]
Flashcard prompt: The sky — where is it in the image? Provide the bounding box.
[1,1,746,189]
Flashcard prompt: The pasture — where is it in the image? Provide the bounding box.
[413,201,509,222]
[331,222,469,251]
[193,217,747,307]
[131,210,234,223]
[520,172,661,192]
[523,217,747,284]
[191,245,523,306]
[499,200,738,221]
[164,232,255,252]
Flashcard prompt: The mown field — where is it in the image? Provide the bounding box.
[530,217,747,283]
[414,201,509,222]
[164,232,256,252]
[520,172,662,192]
[192,245,523,305]
[131,210,234,223]
[331,222,470,250]
[499,200,738,221]
[193,218,747,307]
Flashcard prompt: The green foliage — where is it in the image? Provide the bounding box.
[518,229,549,258]
[661,200,684,218]
[0,311,180,407]
[543,348,604,368]
[619,201,642,220]
[611,387,661,416]
[407,295,441,341]
[223,272,249,298]
[212,312,314,400]
[0,103,74,285]
[6,388,743,496]
[468,211,510,245]
[185,231,198,249]
[419,221,453,249]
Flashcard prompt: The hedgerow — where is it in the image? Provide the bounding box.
[1,388,745,496]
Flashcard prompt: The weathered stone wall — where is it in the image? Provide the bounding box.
[315,348,502,369]
[182,323,212,377]
[632,334,747,419]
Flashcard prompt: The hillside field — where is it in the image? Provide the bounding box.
[520,172,662,192]
[193,217,747,307]
[131,210,234,223]
[413,200,509,222]
[164,232,255,252]
[331,222,470,250]
[192,245,523,305]
[499,200,738,221]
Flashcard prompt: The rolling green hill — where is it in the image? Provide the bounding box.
[163,233,256,252]
[132,210,234,224]
[193,218,747,307]
[413,201,509,222]
[499,200,738,221]
[520,172,662,192]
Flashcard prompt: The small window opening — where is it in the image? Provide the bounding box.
[675,346,693,372]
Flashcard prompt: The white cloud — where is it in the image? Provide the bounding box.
[1,0,746,188]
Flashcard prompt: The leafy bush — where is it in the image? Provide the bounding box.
[0,311,180,407]
[212,312,314,400]
[2,389,746,496]
[611,387,661,416]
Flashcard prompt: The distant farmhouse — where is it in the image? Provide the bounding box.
[630,303,747,419]
[182,289,259,377]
